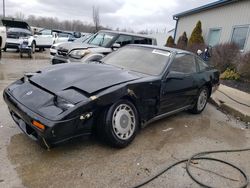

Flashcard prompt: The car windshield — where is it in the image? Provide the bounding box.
[103,46,171,76]
[7,28,31,35]
[87,32,116,47]
[74,34,92,43]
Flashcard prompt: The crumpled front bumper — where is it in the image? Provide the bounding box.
[3,90,93,147]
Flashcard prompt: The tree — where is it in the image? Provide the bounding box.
[165,36,175,47]
[188,21,204,46]
[177,32,188,49]
[15,11,25,20]
[92,6,100,32]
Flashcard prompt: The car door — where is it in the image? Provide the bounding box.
[35,29,53,46]
[159,53,198,114]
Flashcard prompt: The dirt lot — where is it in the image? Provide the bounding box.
[0,51,250,188]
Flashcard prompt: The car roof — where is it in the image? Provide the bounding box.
[127,44,194,55]
[98,30,156,40]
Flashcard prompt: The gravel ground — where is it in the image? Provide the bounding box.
[0,50,250,188]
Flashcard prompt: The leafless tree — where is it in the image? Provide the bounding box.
[92,6,100,32]
[15,11,25,20]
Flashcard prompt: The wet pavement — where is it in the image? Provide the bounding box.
[0,51,250,188]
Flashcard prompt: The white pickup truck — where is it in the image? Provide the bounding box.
[0,26,7,58]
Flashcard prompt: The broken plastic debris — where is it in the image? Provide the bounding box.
[90,96,98,100]
[137,163,140,166]
[184,125,188,128]
[162,128,173,132]
[0,125,3,128]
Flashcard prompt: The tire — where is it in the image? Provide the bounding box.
[3,47,6,52]
[97,100,139,148]
[20,53,23,58]
[190,86,209,114]
[31,42,36,53]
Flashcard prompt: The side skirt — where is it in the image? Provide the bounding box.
[142,105,192,128]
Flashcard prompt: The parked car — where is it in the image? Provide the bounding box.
[3,45,220,149]
[33,29,56,50]
[50,33,92,56]
[0,26,6,58]
[2,19,35,53]
[51,30,157,65]
[34,29,81,51]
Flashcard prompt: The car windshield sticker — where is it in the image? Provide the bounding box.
[152,49,171,57]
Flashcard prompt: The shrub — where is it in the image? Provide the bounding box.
[220,68,240,80]
[188,21,204,46]
[237,51,250,80]
[177,32,188,50]
[165,36,175,47]
[211,43,240,73]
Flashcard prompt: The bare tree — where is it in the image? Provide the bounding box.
[92,6,100,32]
[15,11,25,20]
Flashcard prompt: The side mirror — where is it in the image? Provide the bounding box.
[166,71,186,80]
[111,43,121,50]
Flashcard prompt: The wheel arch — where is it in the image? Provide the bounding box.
[120,95,142,128]
[204,82,212,97]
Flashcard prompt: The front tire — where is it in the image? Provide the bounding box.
[98,100,139,148]
[190,86,209,114]
[31,42,36,53]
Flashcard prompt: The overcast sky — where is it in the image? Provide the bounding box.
[4,0,215,32]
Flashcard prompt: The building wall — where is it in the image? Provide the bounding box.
[175,0,250,52]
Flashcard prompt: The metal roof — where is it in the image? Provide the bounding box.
[99,30,156,39]
[173,0,240,19]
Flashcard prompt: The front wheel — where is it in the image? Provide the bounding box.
[98,100,139,148]
[31,42,36,53]
[190,86,209,114]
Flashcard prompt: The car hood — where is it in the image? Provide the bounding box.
[30,63,142,95]
[2,19,30,30]
[57,42,98,51]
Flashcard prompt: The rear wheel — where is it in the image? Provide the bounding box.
[28,51,32,58]
[97,100,139,148]
[190,86,209,114]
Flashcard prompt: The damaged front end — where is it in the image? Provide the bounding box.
[3,74,97,148]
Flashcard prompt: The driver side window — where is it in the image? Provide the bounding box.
[170,54,196,74]
[115,35,133,47]
[40,29,52,35]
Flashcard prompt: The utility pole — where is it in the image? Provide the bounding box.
[3,0,5,18]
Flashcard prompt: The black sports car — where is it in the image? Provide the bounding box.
[3,45,220,149]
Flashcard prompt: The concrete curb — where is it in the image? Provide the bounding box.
[209,97,250,123]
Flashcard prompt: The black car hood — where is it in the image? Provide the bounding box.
[30,63,141,95]
[2,19,31,30]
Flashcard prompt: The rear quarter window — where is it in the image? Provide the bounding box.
[133,37,152,44]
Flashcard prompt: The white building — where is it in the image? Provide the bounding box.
[148,29,175,46]
[173,0,250,52]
